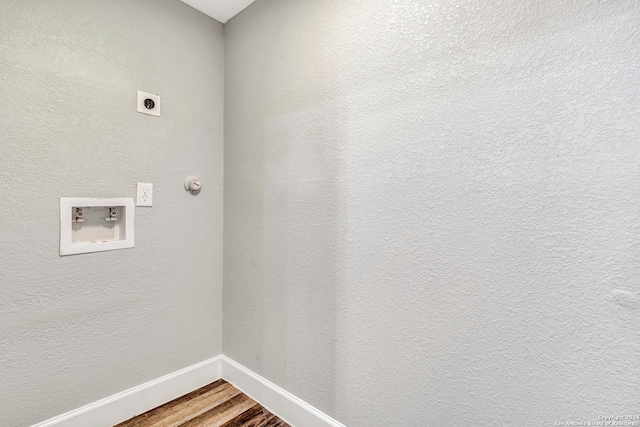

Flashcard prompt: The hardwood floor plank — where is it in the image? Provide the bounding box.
[219,404,282,427]
[262,417,288,427]
[115,380,241,427]
[177,393,257,427]
[116,380,289,427]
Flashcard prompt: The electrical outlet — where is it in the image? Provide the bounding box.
[137,90,160,117]
[136,183,153,207]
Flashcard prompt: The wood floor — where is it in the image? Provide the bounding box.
[115,380,289,427]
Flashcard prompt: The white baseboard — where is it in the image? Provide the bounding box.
[32,356,222,427]
[31,355,344,427]
[221,356,346,427]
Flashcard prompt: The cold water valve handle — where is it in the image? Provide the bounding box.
[184,177,202,194]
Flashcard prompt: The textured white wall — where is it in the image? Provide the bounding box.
[0,1,224,425]
[223,0,640,425]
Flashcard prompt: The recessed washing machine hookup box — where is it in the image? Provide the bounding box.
[60,198,135,256]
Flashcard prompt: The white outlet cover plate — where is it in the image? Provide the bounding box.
[137,183,153,207]
[137,90,160,116]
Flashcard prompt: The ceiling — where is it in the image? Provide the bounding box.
[180,0,256,23]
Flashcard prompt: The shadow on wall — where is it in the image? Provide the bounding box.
[224,0,345,415]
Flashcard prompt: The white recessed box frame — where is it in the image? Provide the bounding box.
[60,198,135,256]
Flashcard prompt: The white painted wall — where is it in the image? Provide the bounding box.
[0,1,224,425]
[223,0,640,425]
